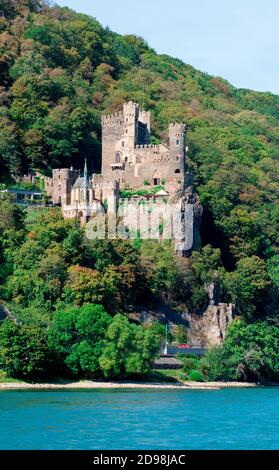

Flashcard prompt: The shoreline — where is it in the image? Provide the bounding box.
[0,380,258,390]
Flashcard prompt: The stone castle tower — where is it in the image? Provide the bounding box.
[45,168,78,206]
[101,101,187,193]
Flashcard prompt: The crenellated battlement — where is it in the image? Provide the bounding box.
[169,122,186,137]
[92,174,118,188]
[102,112,124,127]
[135,144,160,149]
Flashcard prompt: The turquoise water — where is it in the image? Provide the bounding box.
[0,388,278,450]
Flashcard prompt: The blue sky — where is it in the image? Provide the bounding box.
[54,0,279,95]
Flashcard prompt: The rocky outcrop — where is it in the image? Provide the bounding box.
[129,300,234,348]
[0,303,15,322]
[171,185,203,256]
[185,303,235,347]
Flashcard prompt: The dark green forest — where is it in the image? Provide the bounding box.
[0,1,278,382]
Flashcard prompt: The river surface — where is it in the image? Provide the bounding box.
[0,387,278,449]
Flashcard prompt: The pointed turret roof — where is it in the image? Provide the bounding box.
[73,158,90,189]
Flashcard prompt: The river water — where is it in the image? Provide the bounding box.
[0,387,278,449]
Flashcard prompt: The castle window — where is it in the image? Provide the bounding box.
[176,139,180,146]
[153,170,161,186]
[58,184,61,191]
[81,190,84,201]
[126,129,128,134]
[122,141,125,147]
[115,152,121,163]
[176,155,180,161]
[175,169,181,174]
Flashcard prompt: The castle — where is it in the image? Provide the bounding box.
[11,101,235,337]
[45,101,195,251]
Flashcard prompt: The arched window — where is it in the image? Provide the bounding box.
[80,190,84,201]
[176,155,180,161]
[175,169,181,174]
[153,169,161,186]
[115,152,121,163]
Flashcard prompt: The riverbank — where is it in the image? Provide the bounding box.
[0,380,257,390]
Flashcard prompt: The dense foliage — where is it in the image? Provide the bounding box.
[0,303,162,379]
[180,320,279,383]
[0,1,278,381]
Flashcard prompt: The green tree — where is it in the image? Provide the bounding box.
[99,314,162,378]
[64,265,104,306]
[225,256,270,319]
[0,195,25,231]
[223,320,279,382]
[48,304,112,377]
[0,318,50,378]
[0,113,22,174]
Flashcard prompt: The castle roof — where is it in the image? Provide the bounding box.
[73,159,90,189]
[73,176,90,189]
[155,189,169,196]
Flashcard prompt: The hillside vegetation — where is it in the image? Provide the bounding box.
[0,1,278,382]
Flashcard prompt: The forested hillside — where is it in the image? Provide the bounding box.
[0,1,278,382]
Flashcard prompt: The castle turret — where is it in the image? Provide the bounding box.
[51,168,78,205]
[168,123,186,186]
[123,101,138,149]
[101,110,124,176]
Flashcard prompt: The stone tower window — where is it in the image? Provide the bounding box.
[58,184,61,191]
[122,141,125,147]
[81,190,84,201]
[153,170,161,186]
[115,152,121,163]
[176,139,180,146]
[176,155,180,161]
[175,169,181,174]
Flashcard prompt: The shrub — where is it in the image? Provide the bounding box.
[188,369,205,382]
[180,355,200,373]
